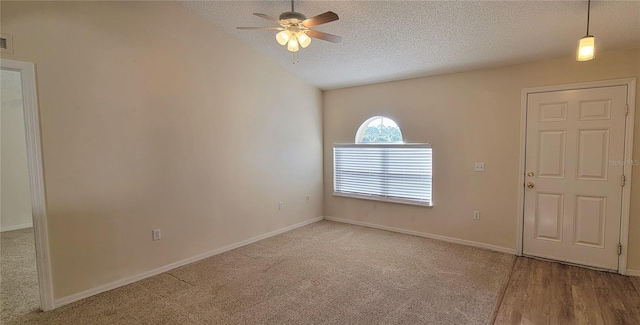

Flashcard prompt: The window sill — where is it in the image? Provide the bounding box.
[333,192,433,207]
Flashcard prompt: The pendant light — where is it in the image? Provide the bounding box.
[577,0,595,61]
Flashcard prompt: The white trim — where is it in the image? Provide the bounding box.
[521,78,637,94]
[54,217,323,308]
[332,192,433,207]
[0,223,33,232]
[516,87,528,257]
[516,78,636,276]
[619,79,635,275]
[627,269,640,277]
[1,59,55,311]
[324,216,516,255]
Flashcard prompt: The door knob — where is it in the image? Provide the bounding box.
[527,182,535,189]
[527,171,535,177]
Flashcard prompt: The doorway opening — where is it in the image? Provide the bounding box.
[1,59,54,319]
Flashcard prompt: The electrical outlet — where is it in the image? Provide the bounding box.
[306,196,310,204]
[474,163,485,172]
[152,229,161,241]
[278,201,284,210]
[473,211,480,220]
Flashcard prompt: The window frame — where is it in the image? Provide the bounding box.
[355,116,404,144]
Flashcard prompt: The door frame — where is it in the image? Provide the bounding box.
[1,59,55,310]
[516,78,636,275]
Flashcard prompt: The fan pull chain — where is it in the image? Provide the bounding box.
[292,52,300,64]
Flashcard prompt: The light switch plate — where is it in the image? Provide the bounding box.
[474,163,485,172]
[152,229,161,241]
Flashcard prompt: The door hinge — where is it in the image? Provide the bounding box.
[618,243,623,256]
[626,104,629,116]
[622,175,626,187]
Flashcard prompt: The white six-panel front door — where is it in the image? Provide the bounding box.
[523,85,628,270]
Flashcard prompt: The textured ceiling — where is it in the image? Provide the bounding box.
[180,1,640,90]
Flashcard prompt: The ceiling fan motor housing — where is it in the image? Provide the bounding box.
[279,11,306,22]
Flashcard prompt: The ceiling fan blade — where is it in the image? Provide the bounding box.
[237,27,284,30]
[253,13,285,24]
[302,11,339,27]
[306,30,342,43]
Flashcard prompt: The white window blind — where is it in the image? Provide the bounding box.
[333,143,432,206]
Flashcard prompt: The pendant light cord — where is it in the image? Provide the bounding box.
[586,0,591,36]
[291,0,294,12]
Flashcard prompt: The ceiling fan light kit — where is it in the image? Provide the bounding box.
[237,0,341,59]
[577,0,595,61]
[276,28,311,52]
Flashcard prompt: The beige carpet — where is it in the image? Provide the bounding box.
[1,228,40,324]
[7,220,514,324]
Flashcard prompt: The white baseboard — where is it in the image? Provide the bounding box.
[54,217,323,309]
[1,223,33,232]
[627,269,640,277]
[323,216,516,255]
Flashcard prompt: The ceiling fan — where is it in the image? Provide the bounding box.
[236,0,342,53]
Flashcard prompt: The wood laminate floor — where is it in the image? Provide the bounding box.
[495,257,640,325]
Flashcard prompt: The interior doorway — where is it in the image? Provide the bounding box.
[0,59,54,317]
[1,67,40,321]
[517,78,636,274]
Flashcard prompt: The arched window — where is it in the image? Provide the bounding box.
[334,116,433,206]
[355,116,403,143]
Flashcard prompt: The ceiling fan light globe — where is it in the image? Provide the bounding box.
[287,36,299,52]
[276,30,291,46]
[576,36,595,61]
[298,32,311,48]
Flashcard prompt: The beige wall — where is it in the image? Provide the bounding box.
[324,48,640,269]
[1,69,33,231]
[1,0,638,304]
[1,1,323,299]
